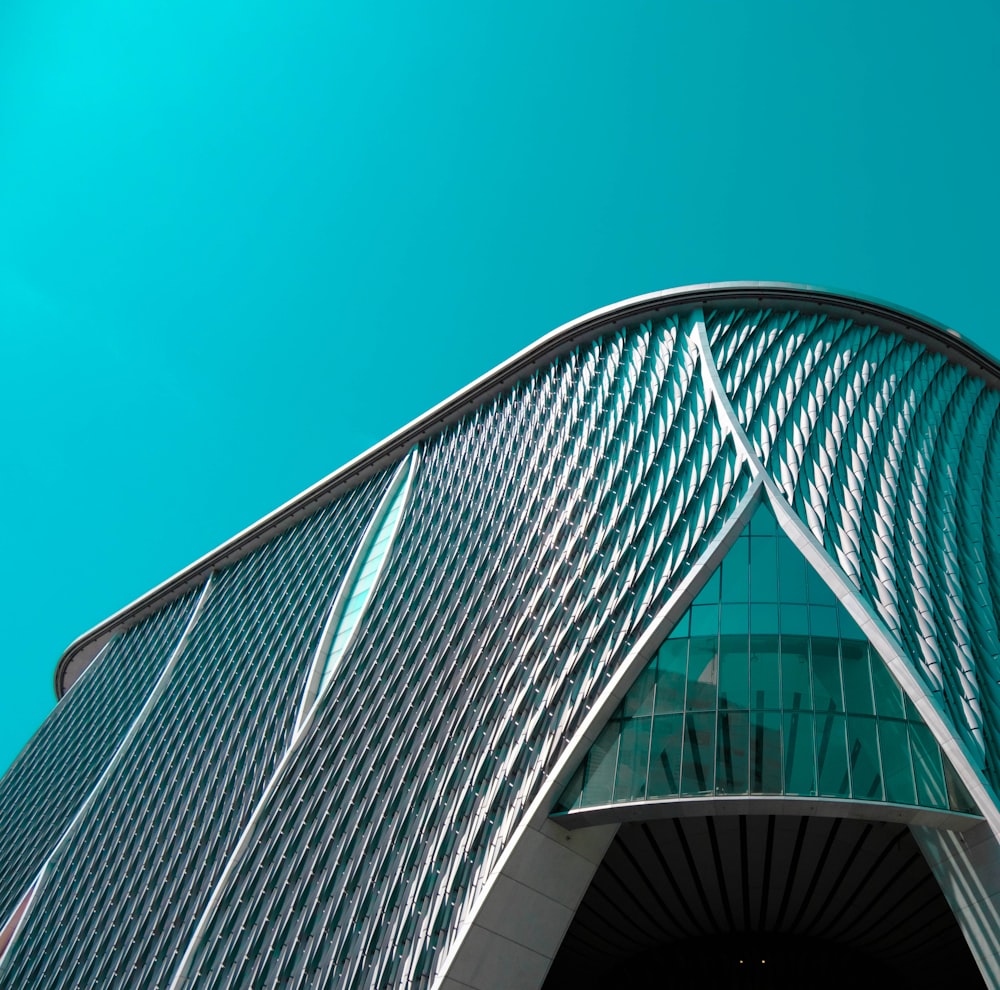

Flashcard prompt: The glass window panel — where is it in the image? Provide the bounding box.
[668,611,690,639]
[557,762,586,811]
[717,711,749,794]
[810,606,839,638]
[879,719,916,806]
[623,664,656,717]
[749,504,777,536]
[693,566,721,605]
[780,604,809,636]
[871,657,906,719]
[750,603,779,635]
[910,722,948,809]
[783,711,816,796]
[841,640,875,715]
[749,537,779,603]
[686,637,719,710]
[777,538,809,605]
[812,638,844,713]
[614,716,651,802]
[839,608,865,640]
[750,634,781,710]
[781,636,812,710]
[718,635,749,710]
[848,716,884,800]
[648,714,684,798]
[750,711,782,793]
[721,603,749,635]
[581,721,620,806]
[904,693,920,722]
[680,712,716,794]
[720,538,750,603]
[943,760,979,815]
[690,605,719,638]
[655,640,688,714]
[817,713,851,797]
[807,568,839,607]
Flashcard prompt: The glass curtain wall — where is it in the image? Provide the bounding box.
[556,505,977,817]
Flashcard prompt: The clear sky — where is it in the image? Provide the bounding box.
[1,0,999,775]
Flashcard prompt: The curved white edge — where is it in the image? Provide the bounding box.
[553,795,983,833]
[292,451,417,732]
[55,282,1000,697]
[0,575,212,977]
[429,477,765,989]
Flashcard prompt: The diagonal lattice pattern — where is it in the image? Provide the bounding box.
[706,307,1000,787]
[183,316,751,988]
[0,474,390,988]
[0,589,199,924]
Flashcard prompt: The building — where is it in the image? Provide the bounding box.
[2,283,1000,988]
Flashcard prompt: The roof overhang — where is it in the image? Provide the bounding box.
[54,282,1000,696]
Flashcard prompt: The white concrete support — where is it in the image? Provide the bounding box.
[913,823,1000,988]
[437,819,617,990]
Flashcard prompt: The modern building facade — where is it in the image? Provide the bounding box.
[2,283,1000,987]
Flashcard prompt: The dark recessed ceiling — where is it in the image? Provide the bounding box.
[544,815,984,990]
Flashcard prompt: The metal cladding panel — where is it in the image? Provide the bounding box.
[183,316,752,988]
[0,589,199,924]
[0,473,391,989]
[706,307,1000,786]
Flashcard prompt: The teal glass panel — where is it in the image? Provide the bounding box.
[880,718,916,805]
[614,717,651,802]
[910,722,948,809]
[848,717,883,800]
[721,603,749,635]
[841,641,875,715]
[717,710,749,794]
[749,634,780,709]
[944,762,979,815]
[654,641,687,714]
[810,606,839,638]
[748,503,777,536]
[816,714,851,797]
[680,712,715,794]
[720,539,749,602]
[556,501,981,821]
[871,658,906,719]
[623,666,655,717]
[783,711,816,795]
[718,634,749,709]
[780,603,809,636]
[751,711,782,793]
[781,636,812,710]
[686,637,718,710]
[318,461,411,697]
[648,714,684,797]
[580,722,620,807]
[812,638,844,713]
[749,537,779,602]
[777,538,808,603]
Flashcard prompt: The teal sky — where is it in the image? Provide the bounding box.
[1,0,999,774]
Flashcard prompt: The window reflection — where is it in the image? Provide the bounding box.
[557,504,977,819]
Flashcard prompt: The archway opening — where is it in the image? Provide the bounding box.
[543,815,984,989]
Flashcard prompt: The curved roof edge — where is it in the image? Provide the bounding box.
[54,281,1000,696]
